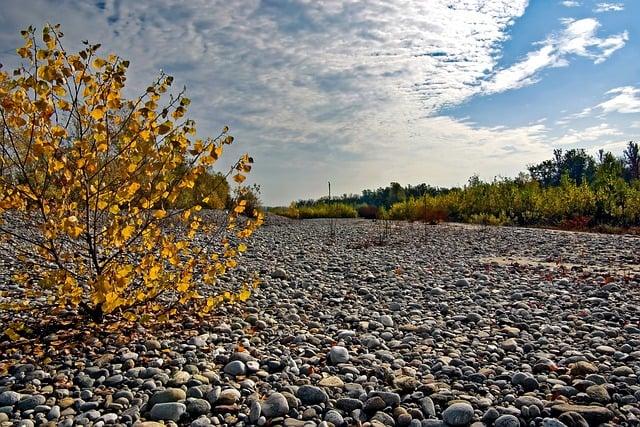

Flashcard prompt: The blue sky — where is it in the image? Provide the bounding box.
[1,0,638,205]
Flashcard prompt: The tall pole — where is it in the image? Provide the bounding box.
[328,181,331,200]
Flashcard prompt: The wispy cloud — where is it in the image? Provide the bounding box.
[562,1,581,7]
[0,0,633,203]
[483,18,627,93]
[553,123,622,145]
[572,86,640,118]
[597,87,640,114]
[594,2,625,12]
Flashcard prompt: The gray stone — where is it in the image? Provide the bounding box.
[541,419,568,427]
[420,397,436,418]
[325,409,345,426]
[442,402,474,426]
[186,398,211,416]
[494,415,520,427]
[104,374,124,386]
[150,402,187,421]
[191,416,212,427]
[297,385,328,404]
[223,360,246,376]
[271,268,288,279]
[371,411,396,426]
[337,397,363,412]
[250,401,262,423]
[0,391,20,406]
[47,405,61,420]
[148,388,186,407]
[16,394,46,411]
[370,391,401,407]
[550,404,613,424]
[261,392,289,418]
[379,315,394,327]
[329,346,350,364]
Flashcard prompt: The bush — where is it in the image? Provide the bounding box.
[297,202,357,219]
[174,168,230,210]
[357,204,379,219]
[0,25,263,332]
[232,183,262,218]
[269,203,299,219]
[385,177,640,228]
[467,212,511,226]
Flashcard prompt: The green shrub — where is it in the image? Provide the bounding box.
[297,203,357,219]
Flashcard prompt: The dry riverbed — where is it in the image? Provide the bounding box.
[1,217,640,427]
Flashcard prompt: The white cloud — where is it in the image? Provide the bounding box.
[562,1,580,7]
[594,2,625,12]
[483,18,628,93]
[0,0,630,203]
[590,139,632,157]
[553,123,622,145]
[597,87,640,114]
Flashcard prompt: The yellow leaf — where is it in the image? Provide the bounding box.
[92,57,106,68]
[116,264,133,279]
[149,265,161,280]
[233,174,246,184]
[238,288,251,302]
[51,125,67,138]
[153,209,167,219]
[91,107,105,120]
[123,312,137,322]
[238,243,247,253]
[17,47,30,58]
[52,85,66,97]
[122,225,135,240]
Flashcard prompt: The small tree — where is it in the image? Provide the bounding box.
[0,25,262,332]
[624,141,640,181]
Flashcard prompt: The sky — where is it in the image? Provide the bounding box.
[1,0,639,205]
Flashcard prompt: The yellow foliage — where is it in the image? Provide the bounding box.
[0,25,262,328]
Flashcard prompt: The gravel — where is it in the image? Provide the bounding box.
[2,217,640,426]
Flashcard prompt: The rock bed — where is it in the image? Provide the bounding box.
[1,218,640,427]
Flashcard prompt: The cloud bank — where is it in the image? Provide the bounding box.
[0,0,634,203]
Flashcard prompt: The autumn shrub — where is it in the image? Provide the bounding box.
[0,25,263,334]
[387,196,449,223]
[297,202,357,219]
[268,203,299,219]
[173,167,230,210]
[232,183,262,218]
[467,212,512,226]
[385,177,640,228]
[357,204,379,219]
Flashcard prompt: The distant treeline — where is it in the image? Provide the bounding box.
[271,142,640,228]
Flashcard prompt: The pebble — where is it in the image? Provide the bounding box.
[494,414,520,427]
[328,346,350,364]
[297,385,328,405]
[2,219,640,426]
[261,392,289,418]
[149,402,187,421]
[223,360,246,376]
[442,402,474,426]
